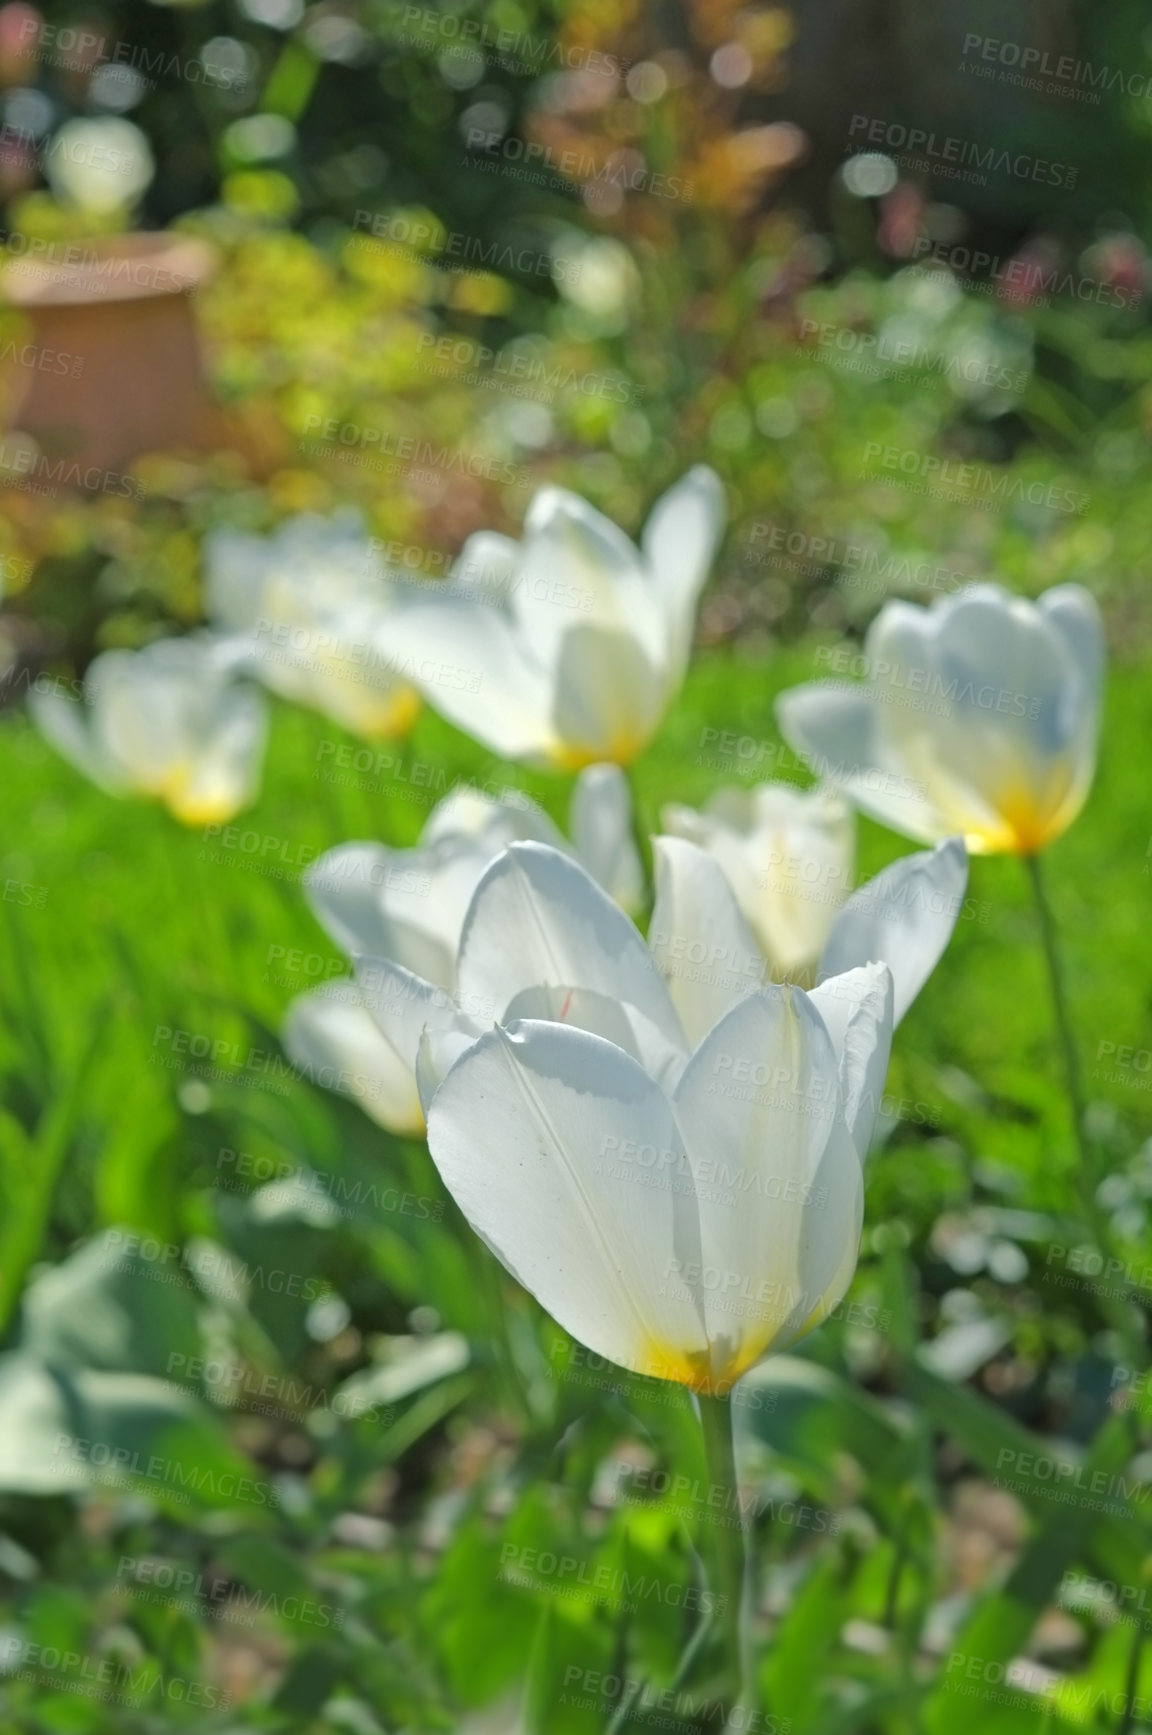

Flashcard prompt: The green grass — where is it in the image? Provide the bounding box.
[1,641,1151,1732]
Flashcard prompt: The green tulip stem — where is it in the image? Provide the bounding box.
[1119,1617,1145,1734]
[697,1392,750,1717]
[1025,860,1149,1374]
[475,1244,528,1424]
[622,762,654,897]
[1024,852,1092,1178]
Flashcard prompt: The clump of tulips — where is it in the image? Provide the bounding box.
[27,466,1106,1718]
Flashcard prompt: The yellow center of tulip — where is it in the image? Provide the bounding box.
[637,1331,784,1394]
[358,684,421,740]
[551,728,647,772]
[149,762,238,827]
[167,788,243,826]
[637,1285,845,1393]
[964,766,1084,856]
[984,797,1059,856]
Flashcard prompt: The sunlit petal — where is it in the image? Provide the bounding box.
[425,1019,710,1381]
[820,839,967,1026]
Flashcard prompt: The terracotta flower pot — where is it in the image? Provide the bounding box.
[0,231,227,481]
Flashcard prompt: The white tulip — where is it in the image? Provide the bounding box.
[395,841,894,1392]
[282,770,643,1133]
[205,511,419,740]
[569,762,646,913]
[661,783,855,981]
[384,468,726,768]
[814,837,968,1028]
[28,638,266,825]
[283,987,426,1138]
[646,834,964,1148]
[776,583,1103,855]
[660,786,966,1022]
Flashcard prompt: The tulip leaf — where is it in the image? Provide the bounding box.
[423,1508,544,1702]
[270,1641,347,1716]
[736,1356,914,1503]
[0,1352,263,1515]
[521,1602,608,1735]
[0,1018,102,1335]
[919,1405,1143,1735]
[761,1553,848,1722]
[907,1359,1147,1583]
[20,1229,202,1380]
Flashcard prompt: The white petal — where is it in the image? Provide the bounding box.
[205,516,417,738]
[306,843,400,956]
[640,465,726,677]
[1036,583,1104,826]
[307,832,512,988]
[864,587,1093,853]
[819,839,967,1026]
[1037,583,1104,706]
[306,844,452,986]
[89,645,197,792]
[282,985,424,1135]
[569,764,645,912]
[354,954,482,1073]
[503,982,645,1050]
[279,636,417,739]
[456,843,684,1044]
[808,963,894,1164]
[309,795,575,991]
[549,625,667,767]
[422,786,563,852]
[39,639,264,822]
[778,1115,867,1348]
[415,1025,480,1113]
[835,598,1005,847]
[523,484,642,569]
[425,1019,710,1382]
[517,485,661,666]
[245,609,416,738]
[447,530,521,601]
[648,837,766,1048]
[203,526,273,634]
[202,631,260,681]
[169,683,266,824]
[662,782,854,980]
[207,510,380,623]
[503,983,688,1093]
[671,986,860,1377]
[745,783,854,975]
[27,687,123,793]
[384,594,558,763]
[775,681,951,845]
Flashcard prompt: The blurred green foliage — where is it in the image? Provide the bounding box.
[1,645,1151,1730]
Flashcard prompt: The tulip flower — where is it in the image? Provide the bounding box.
[28,638,266,825]
[661,782,855,981]
[661,783,966,1021]
[384,467,726,768]
[283,769,643,1134]
[205,511,420,740]
[387,839,895,1395]
[651,831,967,1043]
[775,583,1103,855]
[359,835,964,1711]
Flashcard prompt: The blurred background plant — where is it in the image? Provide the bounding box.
[1,0,1151,690]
